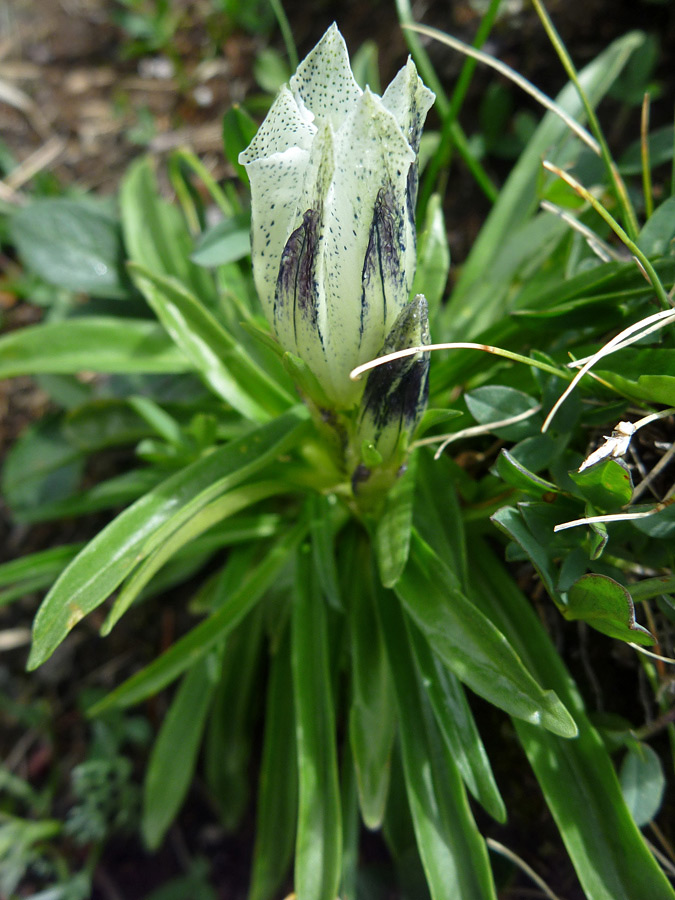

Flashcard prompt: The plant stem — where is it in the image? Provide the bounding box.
[543,161,672,311]
[418,0,503,216]
[395,0,498,204]
[531,0,640,240]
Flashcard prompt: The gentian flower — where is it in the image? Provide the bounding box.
[239,24,434,410]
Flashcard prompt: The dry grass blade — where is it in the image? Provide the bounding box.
[542,308,675,432]
[404,23,600,154]
[540,200,624,262]
[413,405,542,458]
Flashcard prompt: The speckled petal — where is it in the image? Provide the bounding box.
[240,86,317,319]
[273,123,335,386]
[239,85,315,163]
[322,88,415,405]
[381,58,435,154]
[382,59,435,226]
[245,147,310,320]
[290,23,362,131]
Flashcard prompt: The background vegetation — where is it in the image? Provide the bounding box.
[0,1,674,898]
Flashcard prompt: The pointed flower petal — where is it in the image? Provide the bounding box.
[289,23,362,131]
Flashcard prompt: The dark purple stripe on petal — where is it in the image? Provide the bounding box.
[274,208,321,343]
[360,184,406,338]
[358,295,430,447]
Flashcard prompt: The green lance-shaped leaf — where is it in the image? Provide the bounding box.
[375,582,497,900]
[375,451,418,589]
[10,197,131,298]
[28,408,308,670]
[101,480,287,634]
[408,622,506,823]
[411,192,450,321]
[87,516,309,717]
[0,544,84,609]
[564,573,654,645]
[248,626,298,900]
[444,30,647,339]
[348,535,396,829]
[292,543,342,900]
[0,317,190,379]
[395,531,577,737]
[120,155,217,305]
[142,649,221,850]
[471,540,675,900]
[204,607,264,832]
[129,263,292,421]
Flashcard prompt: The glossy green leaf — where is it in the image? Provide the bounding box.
[63,400,152,451]
[619,743,665,827]
[569,458,633,512]
[205,608,263,831]
[2,417,83,518]
[88,517,307,716]
[470,541,675,900]
[408,622,505,823]
[415,407,463,438]
[375,452,418,588]
[513,258,674,318]
[564,574,654,645]
[129,263,292,420]
[495,449,559,497]
[248,627,297,900]
[348,536,396,829]
[0,317,190,379]
[309,494,343,612]
[120,155,217,304]
[292,544,341,900]
[620,125,675,174]
[465,385,541,439]
[102,480,287,633]
[0,544,84,608]
[638,197,675,257]
[16,469,163,524]
[629,574,675,603]
[444,31,645,337]
[10,198,131,298]
[414,452,468,589]
[28,409,308,669]
[191,215,251,267]
[142,650,221,849]
[339,741,359,900]
[222,105,258,184]
[412,192,450,318]
[508,433,559,473]
[632,502,675,538]
[491,505,562,604]
[376,584,497,900]
[395,531,576,737]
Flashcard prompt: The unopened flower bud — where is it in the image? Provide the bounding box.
[239,24,434,408]
[355,294,430,467]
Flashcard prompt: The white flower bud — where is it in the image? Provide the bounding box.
[239,24,434,408]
